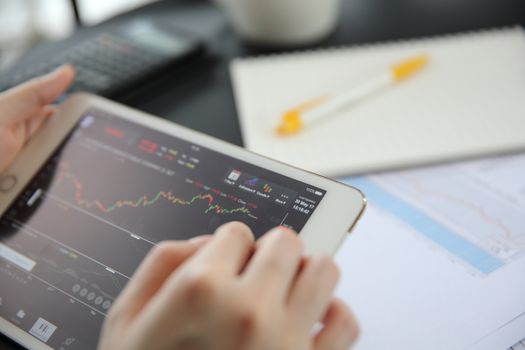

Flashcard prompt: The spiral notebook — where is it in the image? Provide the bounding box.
[230,27,525,176]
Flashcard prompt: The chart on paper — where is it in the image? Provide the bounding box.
[348,153,525,276]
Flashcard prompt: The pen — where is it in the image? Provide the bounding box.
[275,54,430,136]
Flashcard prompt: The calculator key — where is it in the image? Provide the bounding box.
[0,23,201,96]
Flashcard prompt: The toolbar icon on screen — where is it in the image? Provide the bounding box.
[228,170,241,181]
[80,115,95,128]
[244,177,259,186]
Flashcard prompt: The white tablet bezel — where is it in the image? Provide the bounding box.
[0,92,366,349]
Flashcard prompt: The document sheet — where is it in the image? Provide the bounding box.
[335,153,525,349]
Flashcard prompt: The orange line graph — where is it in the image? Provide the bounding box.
[399,175,514,240]
[56,163,258,220]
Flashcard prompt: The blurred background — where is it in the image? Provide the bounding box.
[0,0,524,146]
[2,0,525,72]
[0,0,524,144]
[0,0,156,70]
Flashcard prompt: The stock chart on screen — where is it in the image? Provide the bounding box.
[0,109,326,349]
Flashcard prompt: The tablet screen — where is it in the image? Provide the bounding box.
[0,108,326,349]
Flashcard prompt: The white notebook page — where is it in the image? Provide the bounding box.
[231,27,525,176]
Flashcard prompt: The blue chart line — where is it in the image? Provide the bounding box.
[345,177,505,274]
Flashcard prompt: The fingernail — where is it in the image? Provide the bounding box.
[54,64,74,74]
[45,65,75,81]
[274,225,296,235]
[189,235,212,244]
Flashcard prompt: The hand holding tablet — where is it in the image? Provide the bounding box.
[0,77,365,349]
[0,65,75,174]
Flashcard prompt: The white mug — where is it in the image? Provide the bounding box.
[215,0,342,46]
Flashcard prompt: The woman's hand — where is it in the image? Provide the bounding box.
[0,65,75,173]
[98,222,359,350]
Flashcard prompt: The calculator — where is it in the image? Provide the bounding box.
[0,20,203,98]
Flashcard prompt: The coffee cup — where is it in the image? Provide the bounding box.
[215,0,341,46]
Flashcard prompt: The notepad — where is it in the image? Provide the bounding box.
[230,27,525,176]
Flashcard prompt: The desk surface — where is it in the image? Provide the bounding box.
[118,0,525,146]
[1,0,524,348]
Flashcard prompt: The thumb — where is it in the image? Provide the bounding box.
[0,65,75,125]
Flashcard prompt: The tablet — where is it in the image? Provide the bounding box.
[0,93,366,350]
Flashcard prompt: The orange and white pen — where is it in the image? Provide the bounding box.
[275,54,430,136]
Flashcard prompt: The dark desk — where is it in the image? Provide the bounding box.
[1,0,524,348]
